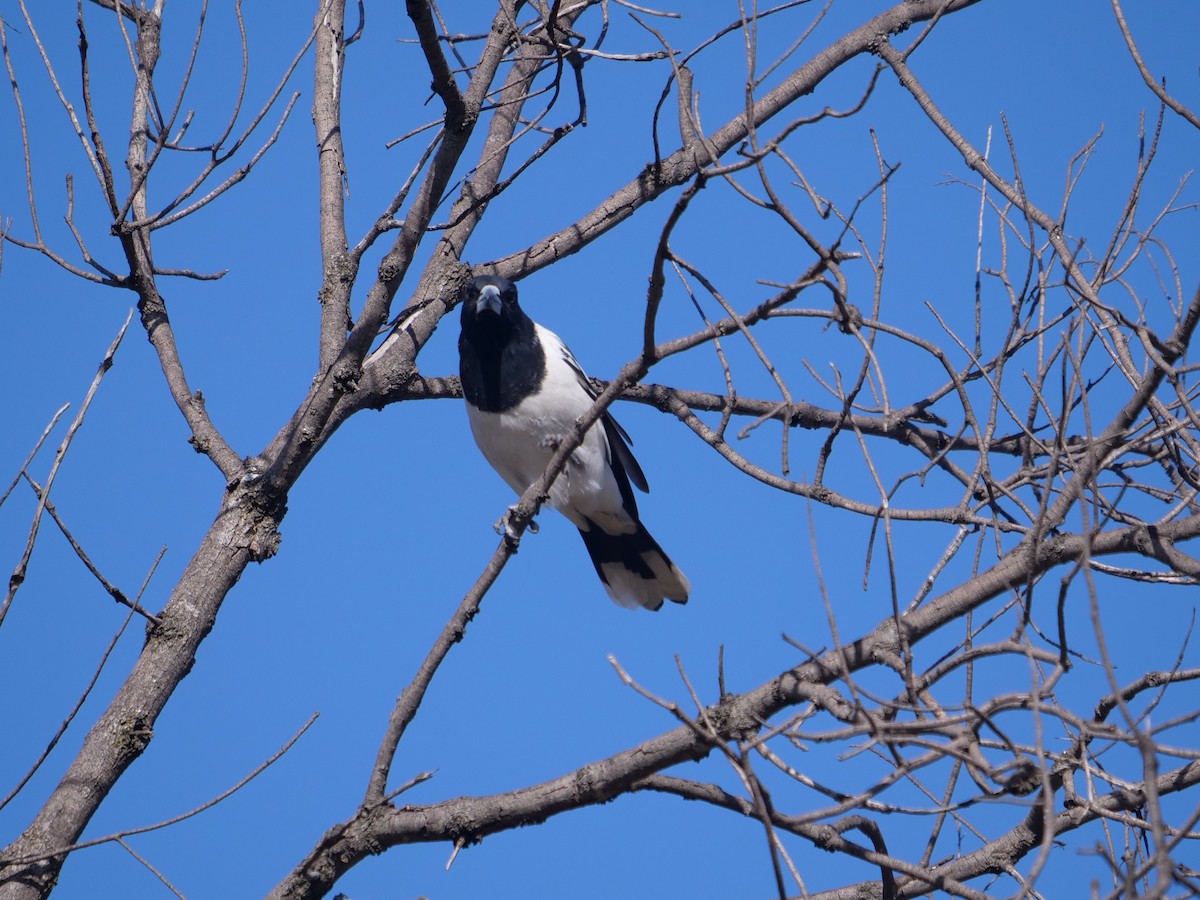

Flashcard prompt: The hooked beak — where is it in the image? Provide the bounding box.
[476,284,502,316]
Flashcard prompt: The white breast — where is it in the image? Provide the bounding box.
[466,325,634,534]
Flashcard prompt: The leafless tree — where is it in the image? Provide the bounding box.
[2,1,1198,898]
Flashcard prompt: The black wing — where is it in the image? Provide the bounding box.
[557,344,650,495]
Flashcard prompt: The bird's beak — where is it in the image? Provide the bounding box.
[476,284,502,316]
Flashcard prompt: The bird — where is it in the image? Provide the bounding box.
[458,273,690,611]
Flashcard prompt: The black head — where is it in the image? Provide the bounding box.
[460,274,524,335]
[458,274,543,412]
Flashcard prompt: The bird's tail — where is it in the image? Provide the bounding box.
[577,520,690,611]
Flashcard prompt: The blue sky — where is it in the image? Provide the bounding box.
[2,1,1198,897]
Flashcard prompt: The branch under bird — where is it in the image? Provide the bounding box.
[458,274,690,611]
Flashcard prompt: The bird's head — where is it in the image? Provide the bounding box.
[458,273,540,409]
[461,274,522,331]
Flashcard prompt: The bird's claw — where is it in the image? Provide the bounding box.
[493,506,538,540]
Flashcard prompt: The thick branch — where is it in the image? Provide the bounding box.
[313,0,352,371]
[268,508,1200,897]
[257,2,520,491]
[0,481,285,898]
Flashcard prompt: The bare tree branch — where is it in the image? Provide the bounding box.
[0,311,133,630]
[2,3,1197,898]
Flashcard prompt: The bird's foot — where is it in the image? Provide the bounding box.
[493,506,538,539]
[539,434,583,471]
